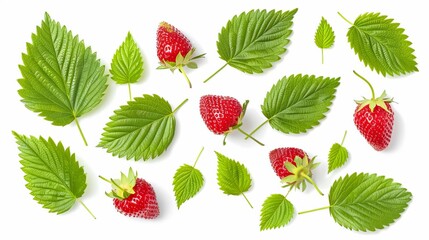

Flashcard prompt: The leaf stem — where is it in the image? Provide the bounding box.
[173,98,189,113]
[298,206,330,215]
[241,192,254,208]
[193,147,204,168]
[285,186,293,198]
[353,70,375,99]
[321,48,324,64]
[74,118,88,146]
[203,63,228,83]
[302,173,324,196]
[178,66,192,88]
[245,119,269,140]
[127,82,132,101]
[337,12,353,25]
[237,128,264,146]
[77,198,96,219]
[340,130,348,145]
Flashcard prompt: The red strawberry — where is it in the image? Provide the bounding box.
[199,95,263,146]
[269,147,323,195]
[156,21,205,88]
[353,71,394,151]
[100,168,159,219]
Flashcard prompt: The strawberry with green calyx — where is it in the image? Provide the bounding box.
[269,147,323,196]
[199,95,264,146]
[156,21,205,88]
[99,168,159,219]
[353,70,394,151]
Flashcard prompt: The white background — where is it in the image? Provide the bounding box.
[1,0,427,239]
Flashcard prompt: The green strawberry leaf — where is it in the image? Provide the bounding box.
[299,173,412,232]
[251,74,340,135]
[328,131,349,173]
[260,194,294,231]
[18,13,108,146]
[215,151,253,208]
[173,147,205,209]
[204,8,298,83]
[339,12,418,76]
[314,17,335,64]
[98,95,188,161]
[110,32,144,101]
[13,131,95,218]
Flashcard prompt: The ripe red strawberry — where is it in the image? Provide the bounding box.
[100,168,159,219]
[199,95,263,146]
[156,21,205,88]
[353,71,394,151]
[269,147,323,195]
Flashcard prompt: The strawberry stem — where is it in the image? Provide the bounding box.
[245,119,269,140]
[298,206,330,215]
[173,98,189,113]
[241,193,254,208]
[77,198,96,219]
[301,173,324,196]
[193,147,204,168]
[237,128,264,146]
[178,65,192,88]
[353,70,375,99]
[74,117,88,146]
[203,63,228,83]
[337,12,353,25]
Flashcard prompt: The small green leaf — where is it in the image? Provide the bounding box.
[13,132,94,218]
[173,147,205,209]
[340,12,418,76]
[329,173,412,231]
[314,17,335,64]
[204,9,297,82]
[173,165,204,209]
[110,32,144,100]
[18,13,108,145]
[215,151,253,208]
[260,194,294,231]
[98,95,188,161]
[261,74,340,134]
[328,131,349,173]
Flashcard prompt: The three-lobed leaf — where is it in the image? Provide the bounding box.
[110,32,144,99]
[260,194,294,231]
[217,9,298,74]
[13,132,92,217]
[18,13,108,145]
[329,173,412,231]
[262,74,340,134]
[98,95,187,161]
[314,17,335,64]
[343,12,418,76]
[173,164,204,209]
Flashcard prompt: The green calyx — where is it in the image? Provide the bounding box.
[281,156,324,196]
[353,70,393,113]
[157,48,206,88]
[99,168,137,200]
[223,100,264,146]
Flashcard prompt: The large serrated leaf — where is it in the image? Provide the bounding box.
[343,12,418,76]
[13,132,91,217]
[329,173,412,231]
[260,194,294,231]
[173,164,204,209]
[215,151,253,208]
[98,95,186,161]
[110,32,144,100]
[18,13,108,145]
[261,74,340,134]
